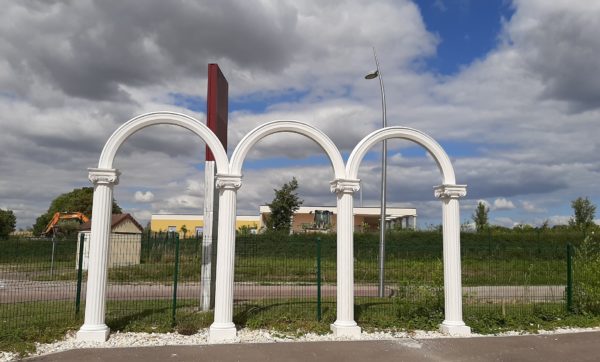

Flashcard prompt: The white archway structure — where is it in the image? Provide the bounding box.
[208,120,362,340]
[347,127,471,335]
[79,114,470,342]
[77,112,229,342]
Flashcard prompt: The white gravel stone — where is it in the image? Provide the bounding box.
[2,326,600,362]
[0,352,18,362]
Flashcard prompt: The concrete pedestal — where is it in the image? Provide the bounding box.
[209,323,237,342]
[440,322,471,336]
[77,325,110,342]
[331,323,362,338]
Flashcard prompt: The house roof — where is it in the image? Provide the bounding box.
[80,213,143,232]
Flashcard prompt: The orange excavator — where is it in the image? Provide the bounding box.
[42,212,90,237]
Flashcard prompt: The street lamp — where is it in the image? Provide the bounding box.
[365,47,387,298]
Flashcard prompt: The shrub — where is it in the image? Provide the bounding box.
[573,235,600,314]
[392,258,444,330]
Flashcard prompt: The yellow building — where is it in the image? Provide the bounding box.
[151,214,261,237]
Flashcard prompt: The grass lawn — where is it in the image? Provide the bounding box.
[3,297,600,357]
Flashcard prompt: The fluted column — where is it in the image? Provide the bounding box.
[77,168,120,342]
[330,179,362,337]
[434,184,471,336]
[209,174,242,342]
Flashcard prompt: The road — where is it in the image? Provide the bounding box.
[25,331,600,362]
[0,280,566,303]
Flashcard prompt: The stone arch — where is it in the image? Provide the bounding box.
[77,111,228,342]
[347,126,455,183]
[98,111,228,173]
[345,126,470,336]
[230,120,346,179]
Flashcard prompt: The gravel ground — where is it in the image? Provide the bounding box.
[2,326,600,362]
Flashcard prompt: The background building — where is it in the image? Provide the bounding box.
[259,205,417,233]
[152,206,417,236]
[77,213,143,270]
[151,214,261,237]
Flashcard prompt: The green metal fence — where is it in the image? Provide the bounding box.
[0,237,81,332]
[0,230,596,335]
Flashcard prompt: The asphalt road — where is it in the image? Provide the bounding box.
[0,280,565,303]
[25,331,600,362]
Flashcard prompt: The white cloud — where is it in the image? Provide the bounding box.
[509,0,600,111]
[130,209,152,226]
[162,195,204,211]
[493,197,515,211]
[186,180,204,197]
[547,215,571,226]
[521,200,545,213]
[134,191,154,203]
[0,0,599,231]
[491,217,517,228]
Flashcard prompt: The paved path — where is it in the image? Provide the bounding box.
[1,281,565,303]
[25,331,600,361]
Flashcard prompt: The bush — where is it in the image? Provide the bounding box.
[573,235,600,314]
[392,259,444,329]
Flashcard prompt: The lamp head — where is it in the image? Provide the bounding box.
[365,70,379,79]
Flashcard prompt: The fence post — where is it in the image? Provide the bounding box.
[566,243,574,312]
[50,236,57,278]
[487,228,492,256]
[147,229,151,259]
[172,234,181,327]
[316,237,322,321]
[75,233,85,315]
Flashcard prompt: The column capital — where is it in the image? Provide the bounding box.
[88,168,120,186]
[215,174,242,191]
[330,179,361,195]
[434,184,467,199]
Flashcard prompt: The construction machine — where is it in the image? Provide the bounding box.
[42,212,90,237]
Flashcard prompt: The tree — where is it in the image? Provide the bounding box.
[0,209,16,239]
[265,177,303,233]
[569,197,596,232]
[180,224,188,238]
[472,201,489,232]
[32,187,122,235]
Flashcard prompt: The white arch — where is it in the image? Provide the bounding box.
[347,127,456,184]
[345,126,470,336]
[78,111,229,343]
[213,120,349,340]
[98,111,228,174]
[230,121,346,179]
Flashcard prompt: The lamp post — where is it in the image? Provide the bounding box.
[365,47,387,298]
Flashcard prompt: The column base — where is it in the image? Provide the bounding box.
[439,322,471,336]
[330,322,361,338]
[209,323,237,343]
[77,324,110,342]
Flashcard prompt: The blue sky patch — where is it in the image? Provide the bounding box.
[230,89,310,113]
[414,0,515,75]
[169,93,205,113]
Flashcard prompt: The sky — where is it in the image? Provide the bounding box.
[1,0,600,230]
